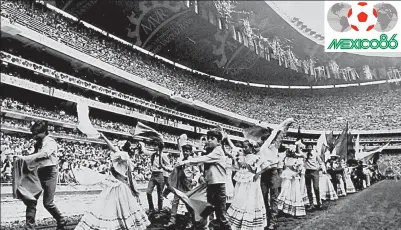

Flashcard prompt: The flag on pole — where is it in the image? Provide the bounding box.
[356,142,389,162]
[77,103,100,139]
[316,131,328,162]
[243,125,272,142]
[355,134,360,154]
[332,123,348,159]
[130,121,163,141]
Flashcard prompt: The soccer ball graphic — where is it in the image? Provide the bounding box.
[347,2,378,31]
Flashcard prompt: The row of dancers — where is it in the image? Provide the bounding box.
[13,119,378,230]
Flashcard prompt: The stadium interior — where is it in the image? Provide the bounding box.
[1,0,400,184]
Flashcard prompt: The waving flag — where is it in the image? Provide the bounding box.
[168,167,213,222]
[355,134,360,154]
[316,131,328,162]
[332,123,348,159]
[77,103,100,139]
[130,121,163,141]
[326,131,335,153]
[356,142,390,162]
[243,125,272,142]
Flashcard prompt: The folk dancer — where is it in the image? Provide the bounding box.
[177,129,232,230]
[258,118,294,230]
[163,135,201,229]
[17,121,66,230]
[302,144,327,210]
[227,140,267,230]
[142,139,170,215]
[276,148,307,217]
[76,133,150,230]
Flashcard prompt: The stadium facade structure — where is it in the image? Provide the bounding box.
[0,1,400,156]
[45,0,401,86]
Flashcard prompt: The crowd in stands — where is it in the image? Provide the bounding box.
[1,1,401,132]
[1,97,203,146]
[1,1,400,186]
[0,50,242,134]
[0,132,181,184]
[377,154,401,179]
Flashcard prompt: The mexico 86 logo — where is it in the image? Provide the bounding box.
[327,2,398,33]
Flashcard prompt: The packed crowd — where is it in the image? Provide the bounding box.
[0,132,182,184]
[1,96,204,146]
[377,153,401,178]
[1,1,401,132]
[0,50,242,134]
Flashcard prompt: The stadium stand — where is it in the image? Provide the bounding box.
[1,0,400,187]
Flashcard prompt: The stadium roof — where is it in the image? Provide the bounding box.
[48,0,401,85]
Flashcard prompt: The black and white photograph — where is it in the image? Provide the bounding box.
[0,0,400,229]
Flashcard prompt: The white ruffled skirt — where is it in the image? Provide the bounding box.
[345,174,356,194]
[226,168,235,204]
[319,174,338,201]
[277,169,307,216]
[337,176,347,197]
[75,175,150,230]
[227,177,267,230]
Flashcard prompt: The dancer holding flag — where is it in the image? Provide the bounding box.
[276,147,307,217]
[162,134,201,229]
[142,138,169,216]
[227,140,267,230]
[303,144,327,210]
[75,133,150,230]
[75,104,152,229]
[177,128,232,230]
[257,118,295,230]
[15,121,66,230]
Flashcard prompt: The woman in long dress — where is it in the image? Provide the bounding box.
[277,150,307,217]
[344,166,356,194]
[225,156,235,209]
[319,163,338,201]
[333,161,347,197]
[221,133,239,210]
[75,133,150,230]
[227,141,267,230]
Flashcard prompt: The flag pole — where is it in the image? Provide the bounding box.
[344,121,348,161]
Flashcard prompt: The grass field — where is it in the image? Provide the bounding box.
[2,180,400,230]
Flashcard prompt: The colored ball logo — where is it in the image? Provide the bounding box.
[347,2,378,31]
[327,2,398,33]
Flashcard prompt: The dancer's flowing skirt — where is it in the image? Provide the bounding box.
[277,170,306,216]
[299,173,310,205]
[345,175,356,194]
[75,175,150,230]
[319,174,338,200]
[227,178,267,230]
[226,168,235,204]
[337,176,347,197]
